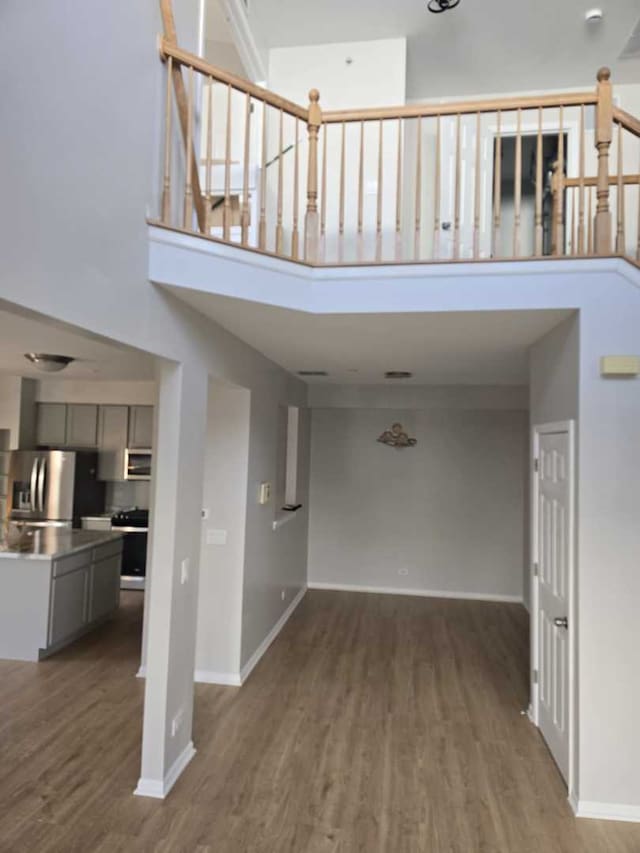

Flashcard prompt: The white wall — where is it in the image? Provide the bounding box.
[195,380,250,681]
[308,386,528,601]
[36,379,157,405]
[0,0,311,794]
[0,377,37,449]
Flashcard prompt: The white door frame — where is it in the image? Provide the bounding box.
[530,420,577,799]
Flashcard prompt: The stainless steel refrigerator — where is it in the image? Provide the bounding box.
[7,450,105,528]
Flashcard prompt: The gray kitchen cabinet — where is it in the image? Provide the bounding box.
[36,403,67,447]
[48,564,89,646]
[65,404,98,447]
[128,405,154,448]
[97,405,129,480]
[90,552,121,621]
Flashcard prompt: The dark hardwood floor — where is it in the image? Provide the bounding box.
[1,589,639,852]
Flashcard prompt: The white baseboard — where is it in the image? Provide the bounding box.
[194,669,242,686]
[136,665,146,678]
[134,740,196,799]
[240,585,307,684]
[307,581,523,604]
[571,796,640,823]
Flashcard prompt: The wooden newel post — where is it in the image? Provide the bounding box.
[595,67,613,254]
[305,89,322,262]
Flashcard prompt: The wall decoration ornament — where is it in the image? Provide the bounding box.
[377,422,417,449]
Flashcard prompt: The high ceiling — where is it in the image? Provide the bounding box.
[0,305,156,381]
[166,288,571,385]
[250,0,640,98]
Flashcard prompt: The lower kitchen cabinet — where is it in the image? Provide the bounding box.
[49,565,90,646]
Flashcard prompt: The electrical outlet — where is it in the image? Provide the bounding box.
[398,568,409,576]
[180,557,190,585]
[171,707,185,738]
[259,482,272,505]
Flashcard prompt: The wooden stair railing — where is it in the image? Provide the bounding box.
[155,26,640,267]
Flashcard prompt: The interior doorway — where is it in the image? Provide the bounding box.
[531,421,576,794]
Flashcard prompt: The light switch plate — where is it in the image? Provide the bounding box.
[180,557,190,585]
[259,482,272,505]
[601,355,640,376]
[207,528,227,546]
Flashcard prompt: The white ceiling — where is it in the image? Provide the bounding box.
[0,306,156,381]
[250,0,640,98]
[169,289,571,384]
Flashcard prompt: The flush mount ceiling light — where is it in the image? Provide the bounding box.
[585,8,604,23]
[385,371,413,379]
[428,0,461,13]
[24,353,75,373]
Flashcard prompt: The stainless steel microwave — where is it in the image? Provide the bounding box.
[124,449,152,481]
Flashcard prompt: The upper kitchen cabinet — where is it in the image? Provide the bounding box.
[65,404,98,447]
[128,406,153,449]
[36,403,68,447]
[96,405,129,481]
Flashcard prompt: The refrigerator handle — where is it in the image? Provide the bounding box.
[30,458,39,513]
[38,457,47,513]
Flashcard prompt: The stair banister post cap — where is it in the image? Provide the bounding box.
[597,67,611,83]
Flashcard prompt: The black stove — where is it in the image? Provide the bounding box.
[111,509,149,589]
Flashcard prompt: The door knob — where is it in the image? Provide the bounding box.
[553,616,568,629]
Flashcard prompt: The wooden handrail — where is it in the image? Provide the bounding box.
[614,107,640,139]
[160,39,308,120]
[322,92,597,124]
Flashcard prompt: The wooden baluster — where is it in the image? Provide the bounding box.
[339,121,346,258]
[554,106,564,255]
[321,123,328,257]
[305,89,322,263]
[588,185,594,254]
[259,102,268,250]
[573,187,579,254]
[291,117,300,259]
[161,56,173,224]
[357,121,364,260]
[473,112,481,259]
[414,116,422,261]
[376,119,384,261]
[493,110,502,257]
[434,115,441,258]
[637,150,640,261]
[453,113,461,259]
[183,66,194,230]
[550,159,561,256]
[275,108,284,255]
[578,104,585,254]
[240,92,251,247]
[616,122,625,254]
[568,188,575,254]
[513,108,522,257]
[395,118,403,260]
[595,67,613,254]
[535,107,543,256]
[205,76,214,233]
[223,83,232,242]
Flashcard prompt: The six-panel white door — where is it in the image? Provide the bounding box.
[537,430,571,781]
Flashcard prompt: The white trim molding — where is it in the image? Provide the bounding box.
[571,797,640,824]
[240,585,307,683]
[194,669,242,686]
[134,740,196,799]
[307,582,522,604]
[221,0,267,83]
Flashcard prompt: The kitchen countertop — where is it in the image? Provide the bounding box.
[0,528,124,561]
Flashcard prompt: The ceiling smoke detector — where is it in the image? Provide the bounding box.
[24,353,75,373]
[585,8,603,23]
[385,371,413,380]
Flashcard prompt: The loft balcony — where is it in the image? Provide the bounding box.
[152,40,640,272]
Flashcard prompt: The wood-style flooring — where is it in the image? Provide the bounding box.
[1,590,639,852]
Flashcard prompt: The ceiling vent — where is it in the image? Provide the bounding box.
[619,17,640,60]
[297,370,328,377]
[385,371,413,379]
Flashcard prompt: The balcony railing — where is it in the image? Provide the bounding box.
[155,34,640,268]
